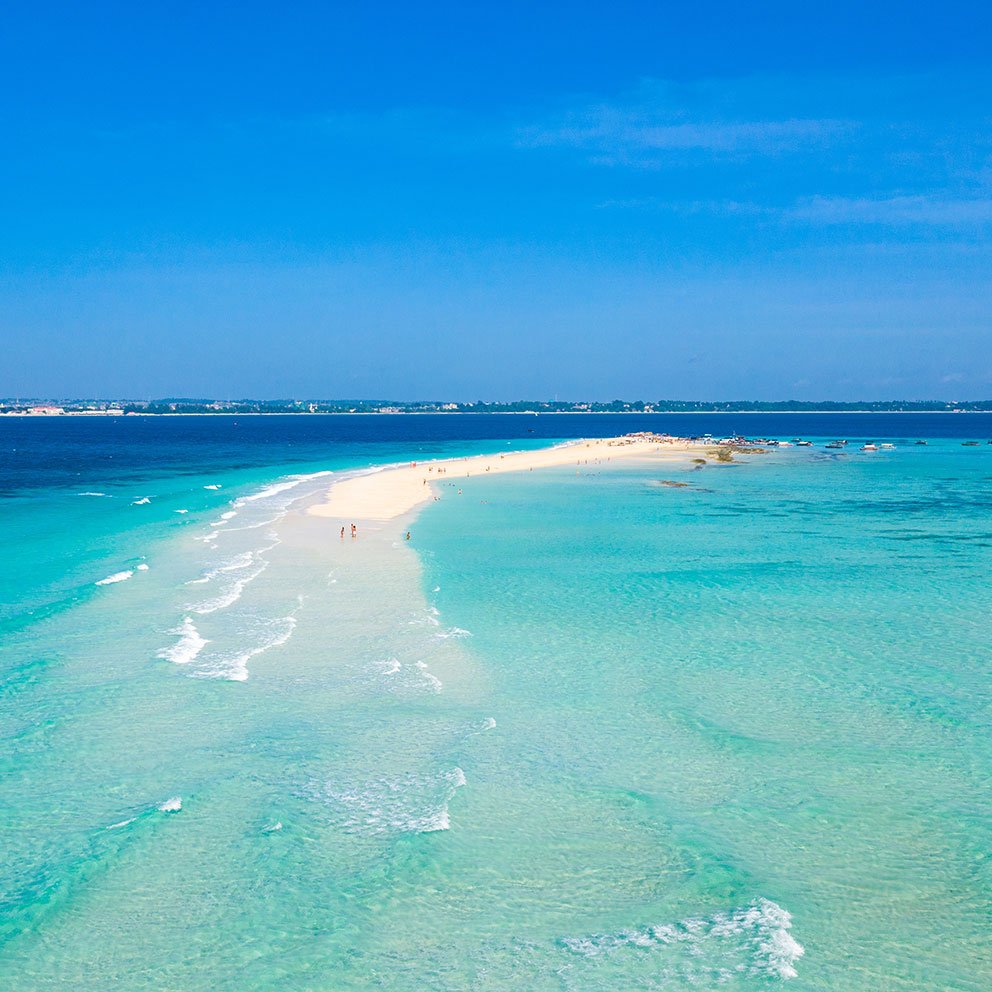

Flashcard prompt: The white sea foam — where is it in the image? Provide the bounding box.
[197,551,255,579]
[262,821,283,833]
[436,626,471,639]
[195,613,298,682]
[77,491,110,497]
[310,767,466,836]
[136,563,149,571]
[184,546,271,594]
[233,471,332,506]
[95,570,134,586]
[204,484,222,490]
[219,515,283,533]
[561,898,804,981]
[105,816,136,830]
[414,660,443,691]
[132,496,151,505]
[462,716,496,738]
[190,561,268,614]
[374,658,441,692]
[158,617,209,666]
[234,481,300,503]
[219,510,237,520]
[158,796,182,812]
[409,607,441,628]
[174,508,189,514]
[432,585,440,593]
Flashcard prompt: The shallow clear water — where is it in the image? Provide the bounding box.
[1,416,990,990]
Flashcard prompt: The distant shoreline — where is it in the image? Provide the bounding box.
[4,409,991,418]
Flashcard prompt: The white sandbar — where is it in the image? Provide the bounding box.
[308,435,706,523]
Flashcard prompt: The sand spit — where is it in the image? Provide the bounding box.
[308,435,709,523]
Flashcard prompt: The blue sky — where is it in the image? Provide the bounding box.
[2,1,991,400]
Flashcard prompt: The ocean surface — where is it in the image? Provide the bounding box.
[1,413,990,990]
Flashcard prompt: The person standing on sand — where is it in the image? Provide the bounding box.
[351,523,357,539]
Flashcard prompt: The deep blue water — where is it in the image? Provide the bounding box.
[2,412,989,493]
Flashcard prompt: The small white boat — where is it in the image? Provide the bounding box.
[861,443,878,451]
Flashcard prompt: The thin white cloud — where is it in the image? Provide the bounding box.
[790,195,992,225]
[523,112,850,158]
[519,80,855,165]
[599,192,992,230]
[596,197,773,216]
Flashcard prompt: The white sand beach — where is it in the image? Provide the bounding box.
[308,435,708,523]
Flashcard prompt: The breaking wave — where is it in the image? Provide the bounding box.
[104,795,184,831]
[233,471,332,506]
[307,767,466,836]
[190,561,268,614]
[157,617,209,666]
[374,657,442,693]
[561,898,804,982]
[193,610,300,682]
[436,626,472,639]
[414,660,443,691]
[95,570,133,586]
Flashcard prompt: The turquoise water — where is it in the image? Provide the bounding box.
[1,421,990,990]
